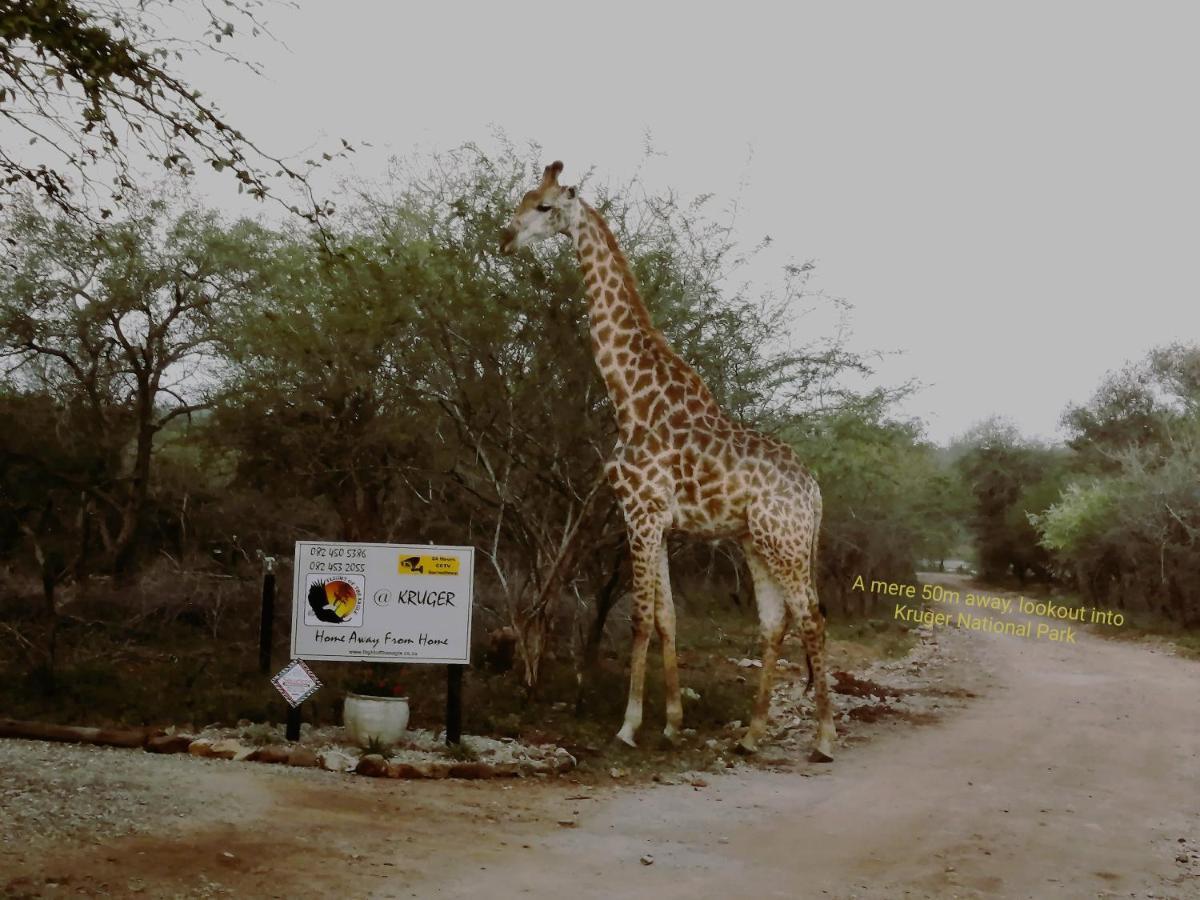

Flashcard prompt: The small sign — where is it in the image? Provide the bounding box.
[398,554,460,576]
[272,659,322,707]
[291,541,475,664]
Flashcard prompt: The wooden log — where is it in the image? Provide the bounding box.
[145,734,195,754]
[0,718,161,749]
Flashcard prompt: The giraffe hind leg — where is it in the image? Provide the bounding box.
[787,575,835,762]
[746,522,836,760]
[737,543,787,755]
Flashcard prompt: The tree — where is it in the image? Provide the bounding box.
[1,0,348,219]
[214,142,895,686]
[0,187,258,578]
[787,402,968,612]
[952,417,1066,583]
[1062,343,1200,471]
[1039,345,1200,620]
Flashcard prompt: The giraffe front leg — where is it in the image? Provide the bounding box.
[616,535,660,748]
[654,543,683,744]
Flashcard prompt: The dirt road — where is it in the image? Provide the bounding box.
[4,591,1199,899]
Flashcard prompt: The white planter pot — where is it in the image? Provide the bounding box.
[343,692,410,748]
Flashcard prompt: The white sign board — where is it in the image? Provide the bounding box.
[272,659,322,707]
[290,541,474,664]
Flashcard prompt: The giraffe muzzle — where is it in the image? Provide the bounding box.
[499,226,517,255]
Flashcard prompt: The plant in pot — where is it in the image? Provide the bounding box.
[342,662,409,750]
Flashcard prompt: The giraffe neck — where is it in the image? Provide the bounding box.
[568,202,723,443]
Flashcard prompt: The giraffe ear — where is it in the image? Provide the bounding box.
[542,160,564,186]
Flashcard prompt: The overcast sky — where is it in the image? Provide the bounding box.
[173,1,1199,444]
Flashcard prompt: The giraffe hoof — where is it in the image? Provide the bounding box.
[735,735,758,755]
[661,724,681,746]
[614,727,638,749]
[810,723,836,762]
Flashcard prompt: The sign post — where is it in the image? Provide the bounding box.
[258,554,276,675]
[446,665,464,745]
[289,541,475,742]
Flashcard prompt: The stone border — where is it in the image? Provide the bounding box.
[0,719,575,779]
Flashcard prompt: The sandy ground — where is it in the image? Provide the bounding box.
[3,584,1199,900]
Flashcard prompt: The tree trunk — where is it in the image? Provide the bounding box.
[41,563,58,668]
[19,521,59,669]
[584,546,626,670]
[112,411,156,582]
[74,491,92,589]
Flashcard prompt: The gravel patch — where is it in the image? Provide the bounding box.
[0,740,213,848]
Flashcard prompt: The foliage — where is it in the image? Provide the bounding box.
[951,417,1068,583]
[212,142,905,685]
[1061,343,1200,472]
[0,0,351,220]
[1037,480,1118,557]
[1037,426,1200,621]
[0,141,959,689]
[0,187,259,580]
[788,402,968,610]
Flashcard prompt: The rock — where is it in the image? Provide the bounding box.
[247,745,291,765]
[319,749,357,773]
[640,854,654,866]
[145,734,193,754]
[388,762,432,779]
[287,747,319,768]
[737,658,762,668]
[426,762,452,779]
[209,739,253,761]
[187,739,216,758]
[690,777,709,788]
[523,759,556,776]
[557,819,577,828]
[609,767,628,779]
[681,687,701,701]
[553,748,577,771]
[355,754,390,777]
[448,762,494,779]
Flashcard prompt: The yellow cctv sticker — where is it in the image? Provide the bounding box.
[397,554,460,576]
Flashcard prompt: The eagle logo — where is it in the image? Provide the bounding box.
[304,575,364,626]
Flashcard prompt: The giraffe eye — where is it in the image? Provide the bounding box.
[536,204,552,213]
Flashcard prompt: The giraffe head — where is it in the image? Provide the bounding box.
[499,160,579,254]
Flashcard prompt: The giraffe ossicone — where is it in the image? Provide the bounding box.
[501,161,836,762]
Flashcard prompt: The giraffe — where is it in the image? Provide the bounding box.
[500,161,836,761]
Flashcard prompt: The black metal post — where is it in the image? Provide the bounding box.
[445,665,463,745]
[258,556,276,675]
[286,703,301,742]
